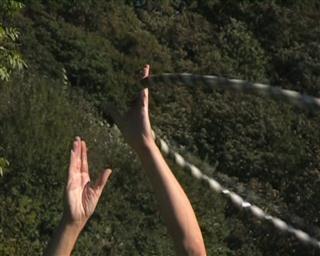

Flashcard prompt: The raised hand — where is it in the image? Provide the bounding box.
[65,137,112,225]
[107,64,154,152]
[107,65,206,255]
[45,138,112,255]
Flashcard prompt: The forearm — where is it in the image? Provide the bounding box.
[44,216,84,256]
[137,140,206,255]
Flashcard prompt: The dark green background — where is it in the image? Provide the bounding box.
[1,1,320,255]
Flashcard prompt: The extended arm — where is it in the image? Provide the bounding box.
[138,138,206,255]
[109,65,206,255]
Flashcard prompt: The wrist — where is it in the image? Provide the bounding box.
[135,137,158,155]
[44,214,84,255]
[61,213,86,233]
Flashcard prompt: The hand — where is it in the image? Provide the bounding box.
[64,137,112,226]
[107,64,154,152]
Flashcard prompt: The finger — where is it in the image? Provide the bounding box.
[81,141,89,174]
[68,150,77,178]
[69,137,81,174]
[141,88,149,109]
[129,87,149,109]
[74,136,81,160]
[94,169,112,196]
[142,64,150,79]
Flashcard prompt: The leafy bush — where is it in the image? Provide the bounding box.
[0,0,26,81]
[0,73,230,255]
[1,1,320,255]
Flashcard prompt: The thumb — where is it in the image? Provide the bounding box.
[142,64,150,79]
[94,169,112,196]
[140,88,149,109]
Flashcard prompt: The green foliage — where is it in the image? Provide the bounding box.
[0,157,9,176]
[0,0,24,14]
[218,18,268,80]
[0,0,26,81]
[0,73,229,255]
[1,1,320,255]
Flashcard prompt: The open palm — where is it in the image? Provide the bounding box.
[65,137,111,224]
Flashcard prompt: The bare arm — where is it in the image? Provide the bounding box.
[44,137,112,256]
[138,140,206,255]
[44,217,84,256]
[109,65,206,255]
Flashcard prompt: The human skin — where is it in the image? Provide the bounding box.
[109,65,206,255]
[45,65,206,256]
[44,137,112,256]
